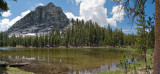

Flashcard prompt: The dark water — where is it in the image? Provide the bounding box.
[0,48,132,74]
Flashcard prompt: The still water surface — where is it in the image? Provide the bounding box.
[0,48,132,74]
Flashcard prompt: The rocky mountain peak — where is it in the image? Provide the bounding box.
[47,2,55,7]
[7,2,69,36]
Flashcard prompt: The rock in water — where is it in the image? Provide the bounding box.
[7,2,69,36]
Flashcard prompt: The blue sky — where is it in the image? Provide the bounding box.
[0,0,155,34]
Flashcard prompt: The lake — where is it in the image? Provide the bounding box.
[0,48,132,74]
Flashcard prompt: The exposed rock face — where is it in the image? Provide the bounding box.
[7,2,69,36]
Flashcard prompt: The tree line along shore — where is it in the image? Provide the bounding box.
[0,19,154,49]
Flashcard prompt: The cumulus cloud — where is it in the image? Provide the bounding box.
[106,18,117,27]
[65,12,82,20]
[66,0,125,27]
[0,19,10,31]
[65,12,77,19]
[106,5,124,26]
[0,10,31,32]
[111,5,124,22]
[2,10,12,17]
[77,0,108,27]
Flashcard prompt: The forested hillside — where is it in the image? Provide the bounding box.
[0,19,154,48]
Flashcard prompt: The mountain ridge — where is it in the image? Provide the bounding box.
[7,2,69,36]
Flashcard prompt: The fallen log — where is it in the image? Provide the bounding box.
[9,63,29,67]
[0,63,29,67]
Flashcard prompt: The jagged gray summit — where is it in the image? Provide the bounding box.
[7,2,69,36]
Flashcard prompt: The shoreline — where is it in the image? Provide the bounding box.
[0,46,134,51]
[0,45,132,49]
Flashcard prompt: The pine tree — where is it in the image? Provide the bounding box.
[135,12,148,71]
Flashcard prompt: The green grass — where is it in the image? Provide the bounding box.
[7,67,34,74]
[117,47,135,51]
[96,70,122,74]
[97,48,153,74]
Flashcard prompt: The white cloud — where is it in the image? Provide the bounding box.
[2,10,12,17]
[122,29,130,32]
[21,10,31,17]
[66,0,125,27]
[106,18,117,27]
[31,3,44,10]
[111,5,124,22]
[75,0,81,5]
[106,5,124,27]
[65,12,77,19]
[122,29,137,34]
[65,12,82,20]
[0,10,31,32]
[77,0,108,27]
[36,3,44,6]
[0,19,10,31]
